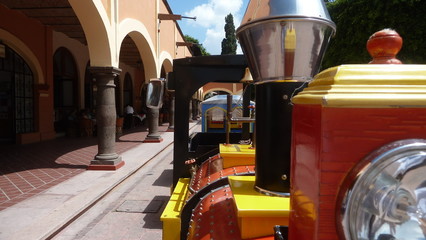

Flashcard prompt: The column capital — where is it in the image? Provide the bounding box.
[88,66,122,76]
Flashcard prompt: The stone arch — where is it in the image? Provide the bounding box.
[159,51,173,75]
[0,29,43,85]
[203,88,233,99]
[69,0,116,67]
[118,18,157,83]
[159,56,173,124]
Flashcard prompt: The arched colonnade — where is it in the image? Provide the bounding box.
[0,0,191,169]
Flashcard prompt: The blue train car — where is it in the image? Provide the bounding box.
[201,95,254,133]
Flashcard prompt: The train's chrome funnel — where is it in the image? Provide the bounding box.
[236,0,336,195]
[236,0,336,82]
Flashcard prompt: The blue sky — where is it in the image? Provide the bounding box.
[167,0,250,55]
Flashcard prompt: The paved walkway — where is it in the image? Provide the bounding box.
[53,139,175,240]
[0,122,199,240]
[0,124,158,210]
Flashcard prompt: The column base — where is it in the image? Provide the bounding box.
[87,154,124,170]
[143,136,163,143]
[166,127,174,132]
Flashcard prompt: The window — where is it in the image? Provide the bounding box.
[0,45,34,136]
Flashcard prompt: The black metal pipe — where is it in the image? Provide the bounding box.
[226,94,232,145]
[242,84,252,140]
[254,81,305,195]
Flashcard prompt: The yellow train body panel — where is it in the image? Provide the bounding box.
[219,144,255,168]
[228,176,291,239]
[160,178,190,240]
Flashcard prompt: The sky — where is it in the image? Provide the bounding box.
[167,0,250,55]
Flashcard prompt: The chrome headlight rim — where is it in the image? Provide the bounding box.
[336,138,426,240]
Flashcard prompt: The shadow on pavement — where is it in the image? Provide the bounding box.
[153,169,173,187]
[142,195,170,229]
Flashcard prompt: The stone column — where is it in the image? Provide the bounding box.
[88,66,124,170]
[144,107,163,142]
[167,92,175,131]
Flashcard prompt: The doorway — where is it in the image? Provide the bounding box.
[53,47,78,134]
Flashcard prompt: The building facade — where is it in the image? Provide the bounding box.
[0,0,192,148]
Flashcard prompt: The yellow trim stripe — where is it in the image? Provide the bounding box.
[293,64,426,107]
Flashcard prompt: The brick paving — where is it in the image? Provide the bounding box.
[0,124,170,211]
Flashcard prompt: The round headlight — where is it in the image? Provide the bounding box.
[337,139,426,240]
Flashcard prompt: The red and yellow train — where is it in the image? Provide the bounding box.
[161,0,426,239]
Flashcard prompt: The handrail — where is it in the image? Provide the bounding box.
[226,94,256,147]
[229,117,255,123]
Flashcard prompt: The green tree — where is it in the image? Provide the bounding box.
[184,35,210,56]
[221,13,237,55]
[322,0,426,70]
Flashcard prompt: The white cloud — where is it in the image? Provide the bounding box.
[184,0,244,55]
[185,3,217,28]
[204,27,223,55]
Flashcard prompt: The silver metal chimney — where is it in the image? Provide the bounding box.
[236,0,336,195]
[237,0,336,82]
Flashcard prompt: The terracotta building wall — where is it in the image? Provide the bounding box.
[159,2,177,59]
[0,4,55,143]
[119,0,157,45]
[0,5,50,84]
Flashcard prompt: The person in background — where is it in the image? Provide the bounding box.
[124,104,134,129]
[77,108,96,137]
